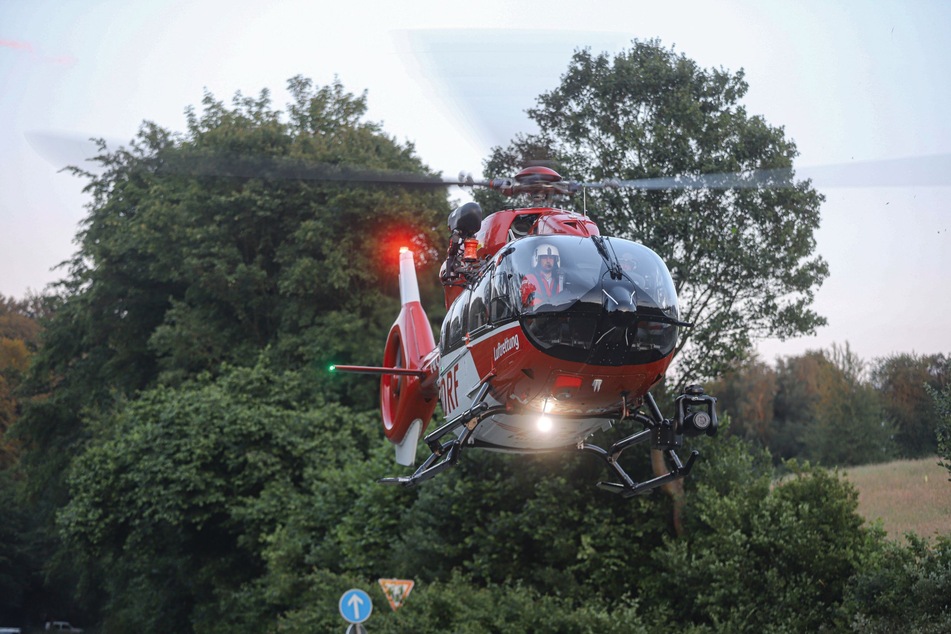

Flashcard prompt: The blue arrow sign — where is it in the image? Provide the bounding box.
[339,588,372,624]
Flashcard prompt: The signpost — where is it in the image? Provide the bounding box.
[378,578,415,611]
[339,588,372,625]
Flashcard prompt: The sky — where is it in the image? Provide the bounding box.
[2,0,950,366]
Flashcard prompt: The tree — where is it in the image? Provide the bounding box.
[14,76,447,503]
[771,350,827,461]
[872,353,951,457]
[773,345,895,466]
[801,344,894,466]
[0,293,59,627]
[708,354,777,447]
[0,336,29,467]
[478,39,828,386]
[0,292,50,468]
[11,76,448,625]
[928,383,951,479]
[58,361,380,631]
[0,293,46,346]
[63,76,444,389]
[478,40,828,532]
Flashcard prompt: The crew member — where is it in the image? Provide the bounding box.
[521,243,564,308]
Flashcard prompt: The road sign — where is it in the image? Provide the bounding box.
[339,588,372,624]
[378,578,415,611]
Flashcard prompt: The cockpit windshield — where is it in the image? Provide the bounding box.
[494,235,681,365]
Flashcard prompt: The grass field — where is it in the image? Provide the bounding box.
[842,457,951,540]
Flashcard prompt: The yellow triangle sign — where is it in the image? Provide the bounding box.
[378,578,415,611]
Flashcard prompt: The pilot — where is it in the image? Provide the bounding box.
[618,251,637,273]
[618,251,647,287]
[521,243,565,308]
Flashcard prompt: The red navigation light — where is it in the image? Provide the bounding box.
[399,246,409,254]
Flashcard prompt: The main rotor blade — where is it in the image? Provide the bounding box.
[598,169,793,190]
[155,152,464,188]
[26,131,471,188]
[602,154,951,190]
[29,130,951,191]
[26,130,110,174]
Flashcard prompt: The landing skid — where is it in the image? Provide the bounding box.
[379,383,502,487]
[583,437,699,498]
[379,386,717,497]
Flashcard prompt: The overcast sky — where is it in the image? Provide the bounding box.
[2,0,949,365]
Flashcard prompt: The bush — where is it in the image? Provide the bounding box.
[844,534,951,633]
[276,571,650,634]
[644,435,880,632]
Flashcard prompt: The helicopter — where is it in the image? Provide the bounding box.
[333,165,718,497]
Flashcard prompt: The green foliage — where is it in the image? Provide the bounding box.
[0,292,48,468]
[86,364,684,633]
[0,470,35,621]
[646,439,880,632]
[844,534,951,633]
[390,450,670,599]
[278,571,650,634]
[927,383,951,479]
[796,345,894,466]
[9,58,936,633]
[258,443,673,606]
[713,345,897,468]
[707,354,777,447]
[59,360,379,631]
[479,39,828,386]
[874,353,951,457]
[256,419,885,633]
[60,76,445,389]
[14,74,446,521]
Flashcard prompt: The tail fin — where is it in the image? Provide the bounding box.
[398,246,422,305]
[380,248,438,465]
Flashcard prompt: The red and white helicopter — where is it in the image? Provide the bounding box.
[334,165,718,497]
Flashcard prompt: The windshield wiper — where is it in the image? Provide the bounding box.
[592,236,624,279]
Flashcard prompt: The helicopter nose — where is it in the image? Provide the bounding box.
[602,283,637,320]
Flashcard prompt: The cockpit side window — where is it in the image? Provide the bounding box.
[467,267,493,333]
[440,290,469,353]
[489,259,517,324]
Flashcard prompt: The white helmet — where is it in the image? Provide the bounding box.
[532,243,560,267]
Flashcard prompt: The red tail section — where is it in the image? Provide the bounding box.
[380,249,439,448]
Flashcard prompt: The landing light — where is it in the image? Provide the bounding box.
[537,398,554,432]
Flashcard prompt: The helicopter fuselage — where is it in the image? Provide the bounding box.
[334,166,716,495]
[436,229,681,452]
